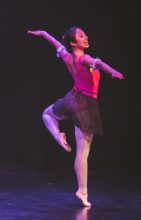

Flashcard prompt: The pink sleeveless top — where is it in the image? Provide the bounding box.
[71,56,100,99]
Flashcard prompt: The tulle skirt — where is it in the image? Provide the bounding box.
[52,88,104,135]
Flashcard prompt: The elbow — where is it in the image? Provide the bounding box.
[95,58,102,69]
[41,31,47,37]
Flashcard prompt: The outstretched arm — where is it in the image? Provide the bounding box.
[27,30,70,62]
[81,55,124,79]
[95,58,124,79]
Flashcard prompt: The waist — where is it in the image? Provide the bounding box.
[73,87,98,99]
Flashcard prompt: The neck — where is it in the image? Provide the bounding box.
[72,47,84,58]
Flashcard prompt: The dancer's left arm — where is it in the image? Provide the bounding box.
[81,55,124,79]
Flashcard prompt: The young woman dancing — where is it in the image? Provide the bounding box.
[28,27,124,206]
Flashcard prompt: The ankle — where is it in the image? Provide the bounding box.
[54,132,61,142]
[76,190,88,197]
[77,189,88,195]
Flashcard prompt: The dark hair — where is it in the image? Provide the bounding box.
[62,26,82,52]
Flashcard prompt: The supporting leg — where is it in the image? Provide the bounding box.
[74,126,93,206]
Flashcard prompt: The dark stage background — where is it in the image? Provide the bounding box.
[0,0,140,172]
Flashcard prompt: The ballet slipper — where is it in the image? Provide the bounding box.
[76,191,91,207]
[57,132,71,152]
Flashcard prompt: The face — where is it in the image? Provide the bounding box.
[73,28,89,50]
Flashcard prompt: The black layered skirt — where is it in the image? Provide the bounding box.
[52,88,104,135]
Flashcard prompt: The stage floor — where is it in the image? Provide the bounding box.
[0,169,140,220]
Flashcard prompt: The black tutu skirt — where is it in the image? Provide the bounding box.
[52,88,104,135]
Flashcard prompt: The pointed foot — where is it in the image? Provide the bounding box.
[76,191,91,207]
[57,132,71,152]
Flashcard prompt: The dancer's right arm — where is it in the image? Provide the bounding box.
[27,30,70,62]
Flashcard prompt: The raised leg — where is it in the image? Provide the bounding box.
[42,105,71,152]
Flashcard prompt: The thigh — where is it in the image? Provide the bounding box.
[43,104,66,120]
[75,126,94,146]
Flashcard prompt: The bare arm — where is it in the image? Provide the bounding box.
[27,30,70,62]
[95,58,124,79]
[81,54,124,79]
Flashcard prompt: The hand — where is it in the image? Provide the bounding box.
[112,71,124,79]
[27,30,45,37]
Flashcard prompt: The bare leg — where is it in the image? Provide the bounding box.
[42,105,71,152]
[74,126,93,206]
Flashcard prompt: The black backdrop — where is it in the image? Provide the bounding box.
[0,0,140,171]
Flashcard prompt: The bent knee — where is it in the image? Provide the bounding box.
[42,105,54,119]
[42,111,46,121]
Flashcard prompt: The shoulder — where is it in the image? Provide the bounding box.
[79,54,102,70]
[59,49,71,63]
[80,54,93,67]
[64,53,73,64]
[80,54,92,62]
